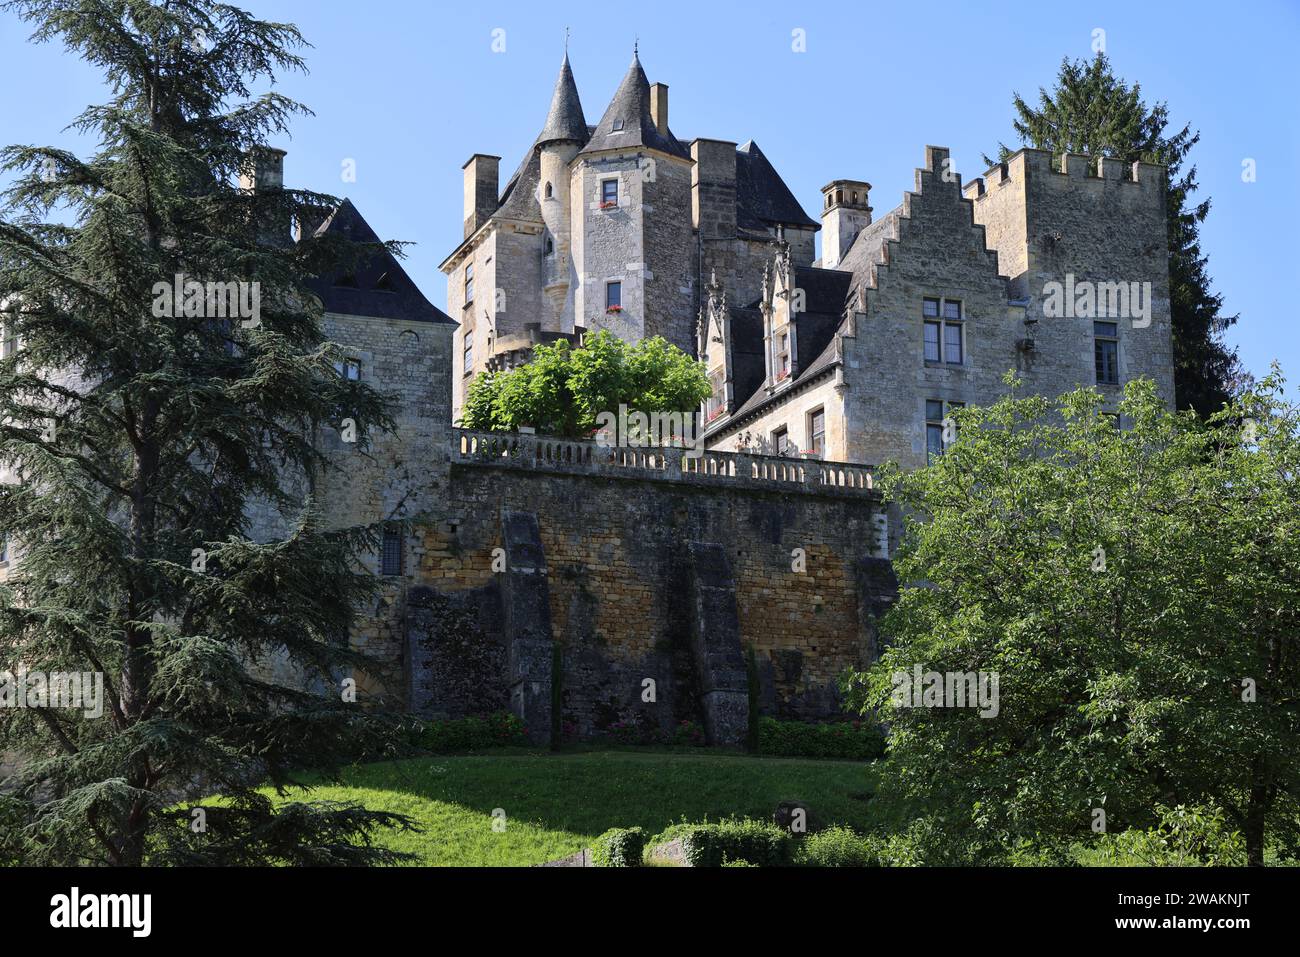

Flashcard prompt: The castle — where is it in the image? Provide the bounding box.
[2,51,1176,748]
[441,51,1175,471]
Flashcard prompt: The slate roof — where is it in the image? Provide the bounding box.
[736,141,819,230]
[538,54,588,144]
[723,266,849,424]
[305,199,454,324]
[836,205,901,300]
[578,52,689,159]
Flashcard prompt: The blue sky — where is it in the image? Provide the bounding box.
[3,0,1296,382]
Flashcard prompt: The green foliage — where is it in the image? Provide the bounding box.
[656,817,793,868]
[757,717,885,760]
[0,0,412,865]
[847,373,1300,866]
[590,826,645,867]
[796,826,882,867]
[990,53,1244,415]
[1095,804,1247,867]
[413,712,528,753]
[459,330,711,438]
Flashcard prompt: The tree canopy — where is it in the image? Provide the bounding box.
[849,373,1299,866]
[0,0,414,865]
[460,329,711,439]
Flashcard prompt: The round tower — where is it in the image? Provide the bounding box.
[536,54,588,333]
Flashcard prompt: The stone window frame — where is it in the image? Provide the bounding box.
[334,357,361,381]
[925,398,964,462]
[605,280,622,312]
[462,327,474,377]
[923,297,964,366]
[772,425,792,457]
[464,262,475,306]
[380,529,404,577]
[600,178,620,209]
[807,406,826,459]
[544,235,554,256]
[706,367,726,422]
[1094,321,1120,385]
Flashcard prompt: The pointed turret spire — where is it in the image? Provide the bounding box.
[578,48,688,159]
[538,52,588,145]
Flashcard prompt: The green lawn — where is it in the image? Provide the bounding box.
[265,749,878,866]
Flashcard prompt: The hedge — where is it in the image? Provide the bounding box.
[414,712,528,752]
[591,827,646,867]
[756,717,885,760]
[659,818,793,867]
[796,826,882,867]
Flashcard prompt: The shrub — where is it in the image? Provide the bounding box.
[671,719,707,747]
[415,712,528,752]
[796,826,881,867]
[757,717,884,760]
[591,827,646,867]
[659,818,793,867]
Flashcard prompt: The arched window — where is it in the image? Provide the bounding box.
[545,236,554,255]
[545,182,553,198]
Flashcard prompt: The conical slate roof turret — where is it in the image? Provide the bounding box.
[538,53,589,145]
[579,50,688,159]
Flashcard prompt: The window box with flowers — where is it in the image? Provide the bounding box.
[598,201,617,210]
[707,405,726,423]
[775,368,791,382]
[606,304,623,313]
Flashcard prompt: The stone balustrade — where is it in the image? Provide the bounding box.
[451,428,876,497]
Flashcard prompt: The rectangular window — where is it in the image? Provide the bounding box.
[601,179,619,207]
[925,399,963,462]
[381,530,403,576]
[464,263,474,305]
[1094,321,1119,384]
[808,408,825,459]
[777,332,791,378]
[333,358,360,381]
[606,281,622,311]
[463,333,474,375]
[944,322,963,364]
[923,321,941,362]
[923,298,964,365]
[707,369,725,421]
[773,427,791,457]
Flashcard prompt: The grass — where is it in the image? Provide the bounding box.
[263,749,878,866]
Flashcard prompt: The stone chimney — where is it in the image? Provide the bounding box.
[691,138,737,241]
[240,147,289,244]
[239,146,285,192]
[819,179,872,269]
[462,154,501,239]
[650,83,669,137]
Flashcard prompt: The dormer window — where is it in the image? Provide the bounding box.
[374,271,395,292]
[706,369,725,422]
[775,332,791,381]
[612,118,625,132]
